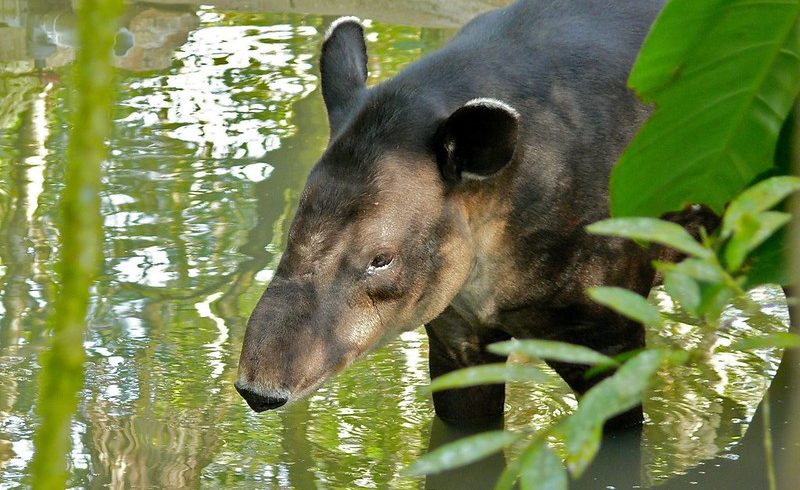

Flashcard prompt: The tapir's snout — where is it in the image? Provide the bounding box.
[235,273,373,412]
[234,382,288,412]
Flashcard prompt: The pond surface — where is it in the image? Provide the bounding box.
[0,1,792,488]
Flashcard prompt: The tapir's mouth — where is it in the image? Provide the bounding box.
[235,346,368,413]
[234,382,289,412]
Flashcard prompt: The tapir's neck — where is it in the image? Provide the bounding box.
[448,180,516,326]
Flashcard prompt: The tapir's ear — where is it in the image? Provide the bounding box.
[320,17,368,136]
[435,98,519,183]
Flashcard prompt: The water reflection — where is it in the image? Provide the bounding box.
[0,1,793,488]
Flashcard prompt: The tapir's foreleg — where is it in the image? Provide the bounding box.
[425,307,511,424]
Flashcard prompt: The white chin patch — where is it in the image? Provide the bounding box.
[464,97,520,119]
[324,16,364,42]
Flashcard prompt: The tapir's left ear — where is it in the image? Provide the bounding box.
[320,17,368,137]
[435,98,520,183]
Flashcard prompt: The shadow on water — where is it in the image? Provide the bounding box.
[424,417,506,490]
[1,0,798,488]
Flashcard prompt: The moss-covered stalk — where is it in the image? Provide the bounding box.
[30,0,122,487]
[784,103,800,486]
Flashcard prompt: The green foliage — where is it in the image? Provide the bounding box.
[599,176,800,324]
[720,177,800,273]
[586,286,664,327]
[587,218,712,259]
[409,175,800,487]
[30,0,123,488]
[727,332,800,351]
[721,177,800,240]
[404,430,521,476]
[663,270,701,314]
[555,349,667,476]
[409,344,672,483]
[423,363,548,393]
[518,441,567,490]
[409,0,800,481]
[611,0,800,217]
[488,339,618,367]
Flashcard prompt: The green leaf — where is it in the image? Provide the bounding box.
[656,258,726,284]
[744,228,792,287]
[698,283,735,321]
[494,453,523,490]
[611,1,800,217]
[423,363,548,394]
[519,441,568,490]
[727,332,800,351]
[628,0,728,95]
[587,287,663,327]
[663,270,701,315]
[723,210,791,271]
[673,258,725,283]
[587,218,712,259]
[584,350,643,380]
[555,350,666,477]
[721,176,800,239]
[488,339,618,367]
[562,422,603,479]
[404,430,520,476]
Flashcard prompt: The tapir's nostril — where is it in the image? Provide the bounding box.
[234,383,288,412]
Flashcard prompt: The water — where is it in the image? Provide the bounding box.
[0,1,792,488]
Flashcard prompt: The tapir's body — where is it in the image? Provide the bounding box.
[237,0,676,424]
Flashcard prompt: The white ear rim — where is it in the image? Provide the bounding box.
[461,171,491,181]
[324,16,364,42]
[464,97,520,119]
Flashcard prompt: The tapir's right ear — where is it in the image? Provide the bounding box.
[320,17,368,136]
[435,98,520,183]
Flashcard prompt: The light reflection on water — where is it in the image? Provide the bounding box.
[0,1,791,488]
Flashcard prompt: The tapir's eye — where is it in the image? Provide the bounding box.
[367,252,395,273]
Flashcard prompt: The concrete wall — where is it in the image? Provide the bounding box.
[140,0,509,28]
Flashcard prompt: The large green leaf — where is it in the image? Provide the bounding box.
[611,0,800,217]
[423,363,548,394]
[488,339,618,367]
[403,430,520,476]
[628,0,728,94]
[587,217,712,259]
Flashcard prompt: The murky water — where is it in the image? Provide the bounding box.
[0,1,792,488]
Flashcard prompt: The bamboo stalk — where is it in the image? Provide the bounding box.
[30,0,122,488]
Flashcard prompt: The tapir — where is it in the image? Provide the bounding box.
[236,0,676,425]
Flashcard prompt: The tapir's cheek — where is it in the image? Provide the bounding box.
[365,261,407,301]
[334,295,384,349]
[413,229,473,319]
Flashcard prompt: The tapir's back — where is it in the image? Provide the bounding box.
[390,0,664,146]
[388,0,666,218]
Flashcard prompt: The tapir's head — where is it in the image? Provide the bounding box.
[235,17,519,411]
